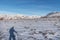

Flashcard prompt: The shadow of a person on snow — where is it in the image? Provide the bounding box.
[9,27,17,40]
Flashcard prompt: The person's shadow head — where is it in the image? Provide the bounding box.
[9,26,15,32]
[11,27,14,29]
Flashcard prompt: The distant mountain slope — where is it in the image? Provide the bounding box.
[46,12,60,17]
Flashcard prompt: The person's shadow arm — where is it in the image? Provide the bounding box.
[14,30,17,33]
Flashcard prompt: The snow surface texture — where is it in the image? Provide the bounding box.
[0,18,60,40]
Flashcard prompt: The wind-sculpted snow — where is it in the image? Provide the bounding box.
[0,18,60,40]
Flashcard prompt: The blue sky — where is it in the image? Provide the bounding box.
[0,0,60,16]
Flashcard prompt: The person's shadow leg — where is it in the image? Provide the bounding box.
[13,36,16,40]
[9,36,11,40]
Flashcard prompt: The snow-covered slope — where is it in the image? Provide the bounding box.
[0,18,60,40]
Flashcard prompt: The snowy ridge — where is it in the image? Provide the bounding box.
[0,14,41,20]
